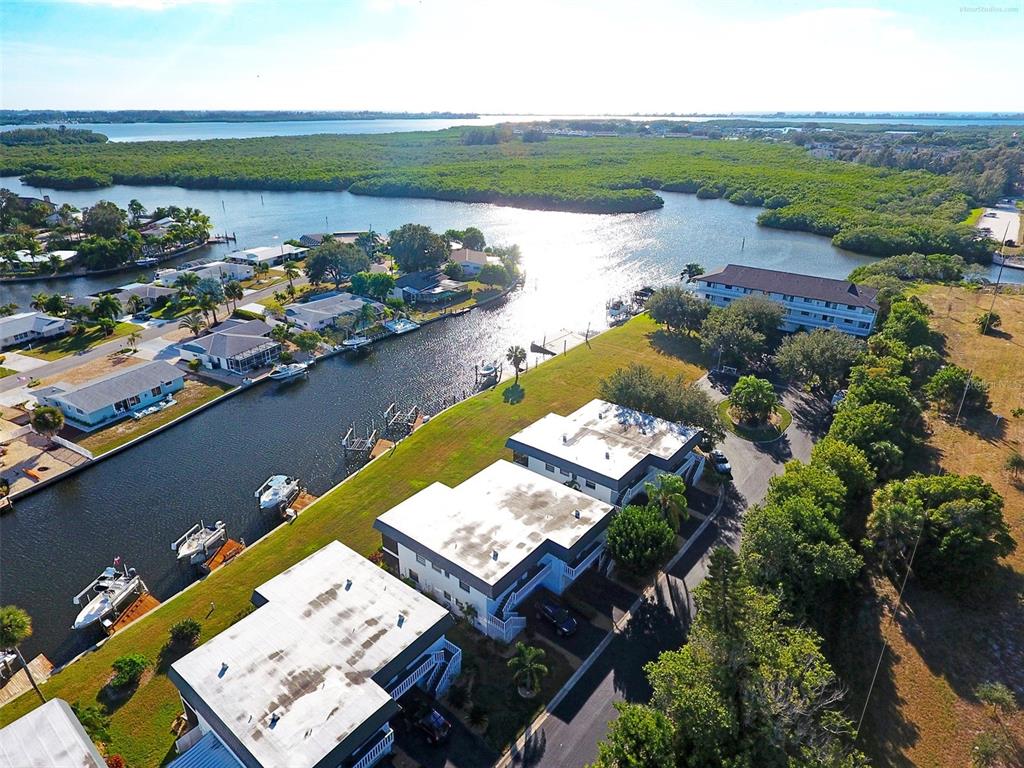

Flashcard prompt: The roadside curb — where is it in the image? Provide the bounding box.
[495,487,724,768]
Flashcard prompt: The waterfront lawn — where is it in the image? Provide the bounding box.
[0,315,704,767]
[76,378,235,456]
[0,366,15,379]
[21,322,142,360]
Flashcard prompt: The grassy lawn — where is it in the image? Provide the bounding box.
[962,206,984,226]
[21,323,142,361]
[446,624,574,752]
[0,314,703,766]
[837,285,1024,768]
[716,400,792,442]
[76,378,235,456]
[0,366,16,379]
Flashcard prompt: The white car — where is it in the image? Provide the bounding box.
[831,389,848,408]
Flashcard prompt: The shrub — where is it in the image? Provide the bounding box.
[187,358,201,371]
[925,365,990,414]
[469,704,488,727]
[606,505,676,574]
[72,701,111,743]
[169,618,201,647]
[110,653,149,688]
[106,756,126,768]
[975,310,1001,334]
[447,683,468,710]
[728,376,776,423]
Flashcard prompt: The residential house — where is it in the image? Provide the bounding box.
[168,540,460,768]
[0,698,106,768]
[178,319,281,374]
[449,247,500,277]
[390,271,469,305]
[506,399,705,507]
[224,244,306,268]
[108,282,177,308]
[35,360,184,431]
[375,459,615,642]
[12,249,77,268]
[0,311,70,350]
[693,264,879,337]
[283,291,385,332]
[156,260,253,286]
[298,231,365,248]
[139,216,176,239]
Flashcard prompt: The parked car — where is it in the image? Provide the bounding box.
[536,596,578,636]
[831,389,848,409]
[710,450,732,477]
[416,708,451,744]
[132,312,152,321]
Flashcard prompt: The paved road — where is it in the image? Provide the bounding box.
[0,277,296,394]
[501,379,823,768]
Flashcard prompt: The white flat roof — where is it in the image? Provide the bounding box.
[376,460,613,587]
[0,699,106,768]
[507,399,701,483]
[170,540,449,768]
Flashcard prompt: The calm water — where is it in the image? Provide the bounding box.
[0,179,1017,664]
[3,114,1021,142]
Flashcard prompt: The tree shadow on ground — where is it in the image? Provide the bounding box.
[826,577,919,768]
[954,408,1009,443]
[646,330,710,367]
[510,728,547,767]
[785,389,832,440]
[502,383,525,404]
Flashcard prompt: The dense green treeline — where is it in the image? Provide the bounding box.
[0,129,984,257]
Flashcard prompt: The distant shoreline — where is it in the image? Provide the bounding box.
[0,110,480,125]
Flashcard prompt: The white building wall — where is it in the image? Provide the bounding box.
[395,542,490,632]
[523,456,616,504]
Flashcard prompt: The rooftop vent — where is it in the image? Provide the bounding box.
[562,434,567,443]
[344,578,352,591]
[397,613,406,628]
[269,713,280,727]
[218,662,229,678]
[491,549,499,561]
[573,509,581,519]
[605,451,610,460]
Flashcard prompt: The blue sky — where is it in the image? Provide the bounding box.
[1,0,1022,112]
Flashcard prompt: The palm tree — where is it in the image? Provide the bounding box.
[507,642,548,698]
[224,280,244,311]
[358,301,377,329]
[92,294,123,321]
[127,331,141,352]
[644,473,688,532]
[1005,452,1024,481]
[47,253,63,275]
[175,271,201,298]
[270,323,293,344]
[283,261,300,291]
[126,295,146,315]
[30,405,64,444]
[0,302,18,317]
[178,312,206,337]
[198,294,219,325]
[506,345,527,383]
[127,199,147,226]
[254,262,270,284]
[0,606,45,703]
[30,292,49,311]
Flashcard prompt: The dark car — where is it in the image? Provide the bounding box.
[416,709,451,744]
[536,596,578,636]
[710,450,732,477]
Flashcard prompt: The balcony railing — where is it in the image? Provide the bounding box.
[351,727,394,768]
[387,654,436,701]
[486,612,527,643]
[500,563,551,619]
[435,639,462,695]
[564,543,604,582]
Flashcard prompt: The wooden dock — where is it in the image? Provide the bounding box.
[201,538,245,574]
[106,593,160,636]
[0,655,52,708]
[409,412,426,432]
[370,438,396,459]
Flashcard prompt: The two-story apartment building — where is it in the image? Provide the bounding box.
[168,541,460,768]
[35,360,184,431]
[693,264,879,337]
[374,460,615,643]
[506,399,705,507]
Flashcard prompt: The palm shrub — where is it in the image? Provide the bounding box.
[606,504,676,574]
[975,311,1001,334]
[169,618,202,647]
[507,642,548,697]
[30,405,64,442]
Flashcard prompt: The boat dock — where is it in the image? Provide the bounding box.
[342,427,378,454]
[199,539,246,574]
[370,438,396,459]
[105,593,160,636]
[0,654,52,708]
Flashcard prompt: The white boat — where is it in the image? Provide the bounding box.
[607,299,631,325]
[268,362,309,381]
[135,257,159,267]
[478,359,499,379]
[171,520,227,563]
[342,335,372,350]
[256,475,301,511]
[72,560,144,631]
[383,317,421,335]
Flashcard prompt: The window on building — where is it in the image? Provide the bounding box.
[585,479,596,489]
[459,579,471,593]
[150,386,162,396]
[409,570,420,584]
[559,468,570,476]
[431,563,442,574]
[512,452,528,467]
[415,553,427,566]
[443,591,452,602]
[847,304,857,310]
[544,463,555,472]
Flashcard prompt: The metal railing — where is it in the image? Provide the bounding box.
[387,655,435,700]
[351,727,394,768]
[174,726,204,755]
[500,563,551,619]
[486,612,527,643]
[435,639,462,695]
[564,544,604,582]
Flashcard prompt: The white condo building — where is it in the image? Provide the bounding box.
[693,264,879,337]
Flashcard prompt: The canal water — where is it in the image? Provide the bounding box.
[0,179,1017,664]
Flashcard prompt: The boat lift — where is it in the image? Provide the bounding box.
[383,403,421,435]
[342,424,378,455]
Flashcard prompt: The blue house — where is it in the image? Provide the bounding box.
[36,360,184,431]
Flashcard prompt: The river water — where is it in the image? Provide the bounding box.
[0,178,1018,664]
